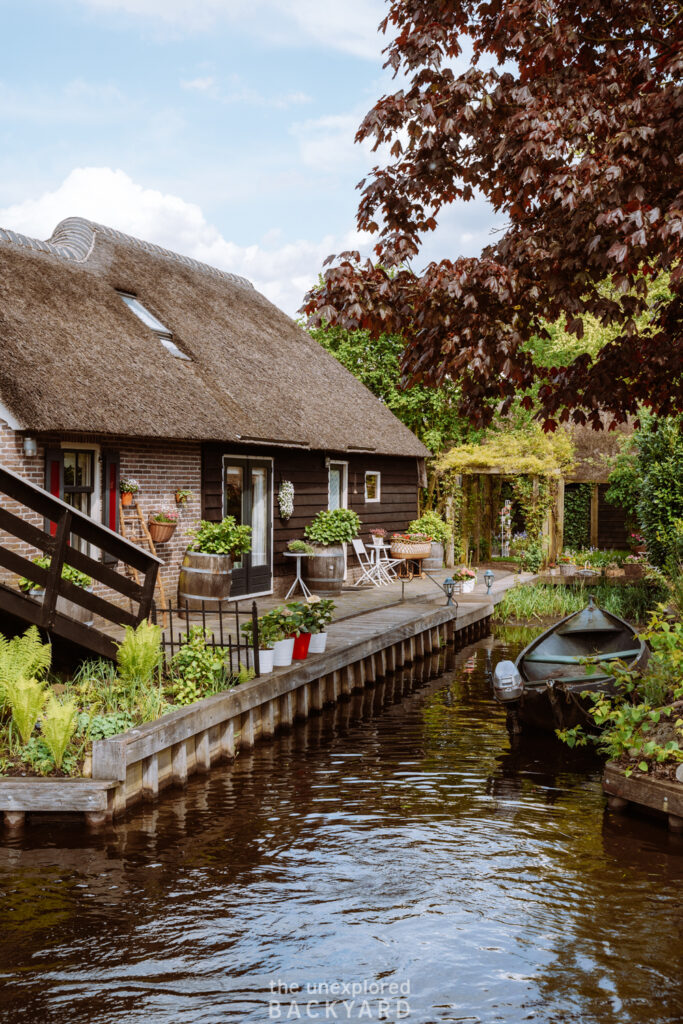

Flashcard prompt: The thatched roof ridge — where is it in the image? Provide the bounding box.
[0,217,253,289]
[0,218,428,457]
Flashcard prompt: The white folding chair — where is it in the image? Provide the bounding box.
[377,543,403,581]
[351,538,386,587]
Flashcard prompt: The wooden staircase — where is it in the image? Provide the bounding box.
[0,464,161,660]
[118,498,167,618]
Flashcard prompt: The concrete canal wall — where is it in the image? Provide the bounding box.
[0,598,492,828]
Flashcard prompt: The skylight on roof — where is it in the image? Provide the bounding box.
[118,292,190,360]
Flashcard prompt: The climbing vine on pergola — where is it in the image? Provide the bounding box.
[435,427,575,560]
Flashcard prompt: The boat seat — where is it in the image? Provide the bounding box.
[524,649,640,665]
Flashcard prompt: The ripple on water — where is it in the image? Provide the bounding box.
[0,629,681,1024]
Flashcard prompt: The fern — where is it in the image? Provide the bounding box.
[116,620,162,686]
[4,676,47,746]
[0,626,52,707]
[41,695,78,770]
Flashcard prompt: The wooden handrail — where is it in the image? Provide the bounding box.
[0,462,162,632]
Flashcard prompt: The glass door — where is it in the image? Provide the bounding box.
[223,457,273,597]
[328,460,349,579]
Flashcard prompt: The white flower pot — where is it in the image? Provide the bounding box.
[462,579,475,593]
[273,637,295,667]
[258,649,275,674]
[308,631,328,654]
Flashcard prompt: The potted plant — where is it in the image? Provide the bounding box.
[624,554,647,578]
[178,518,252,608]
[390,532,433,560]
[19,556,94,625]
[241,614,283,675]
[369,527,387,548]
[628,531,647,555]
[268,605,305,666]
[409,511,451,568]
[287,539,315,554]
[175,488,194,506]
[559,550,575,576]
[280,602,311,660]
[305,596,335,653]
[303,508,361,596]
[454,566,477,592]
[148,508,179,544]
[120,478,140,506]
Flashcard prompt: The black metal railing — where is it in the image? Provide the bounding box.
[152,600,262,677]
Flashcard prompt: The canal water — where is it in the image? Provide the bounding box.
[0,629,681,1024]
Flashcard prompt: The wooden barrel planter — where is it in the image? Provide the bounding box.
[178,551,233,609]
[423,541,444,571]
[303,544,345,595]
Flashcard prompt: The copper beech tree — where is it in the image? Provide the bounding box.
[301,0,683,429]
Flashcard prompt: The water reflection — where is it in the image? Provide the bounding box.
[0,629,681,1024]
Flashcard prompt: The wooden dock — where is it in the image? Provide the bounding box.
[603,762,683,832]
[0,596,493,828]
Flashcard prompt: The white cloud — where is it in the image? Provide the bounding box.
[180,74,311,109]
[0,167,370,316]
[75,0,387,58]
[180,76,217,93]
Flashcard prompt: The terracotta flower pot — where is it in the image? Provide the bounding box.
[148,520,177,544]
[292,632,312,660]
[121,491,133,506]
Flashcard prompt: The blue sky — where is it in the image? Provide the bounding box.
[0,0,500,314]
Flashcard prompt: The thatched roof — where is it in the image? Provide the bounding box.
[0,217,428,457]
[566,421,634,483]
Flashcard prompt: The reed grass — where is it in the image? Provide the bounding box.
[494,580,668,625]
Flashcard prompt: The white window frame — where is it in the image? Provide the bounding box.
[364,471,381,503]
[327,460,348,511]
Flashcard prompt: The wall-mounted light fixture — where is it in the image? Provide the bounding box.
[22,436,38,457]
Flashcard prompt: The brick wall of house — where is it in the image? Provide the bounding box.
[0,419,202,609]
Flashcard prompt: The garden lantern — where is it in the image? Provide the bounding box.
[484,569,494,594]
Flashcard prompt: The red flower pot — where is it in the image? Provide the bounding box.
[292,632,311,660]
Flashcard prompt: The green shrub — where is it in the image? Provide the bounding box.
[305,508,360,545]
[116,620,162,687]
[170,626,229,701]
[287,539,315,554]
[4,676,46,746]
[188,518,252,556]
[0,626,51,708]
[408,511,452,546]
[563,485,591,549]
[41,695,78,770]
[19,556,91,592]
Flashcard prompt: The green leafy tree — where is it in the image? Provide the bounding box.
[636,414,683,567]
[310,326,469,453]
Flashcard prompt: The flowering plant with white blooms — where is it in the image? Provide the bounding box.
[278,480,294,520]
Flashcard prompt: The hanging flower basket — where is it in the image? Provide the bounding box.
[278,480,295,520]
[148,508,179,544]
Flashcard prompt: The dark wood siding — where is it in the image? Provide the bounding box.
[597,483,630,549]
[202,445,419,584]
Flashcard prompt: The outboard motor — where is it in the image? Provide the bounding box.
[492,660,524,702]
